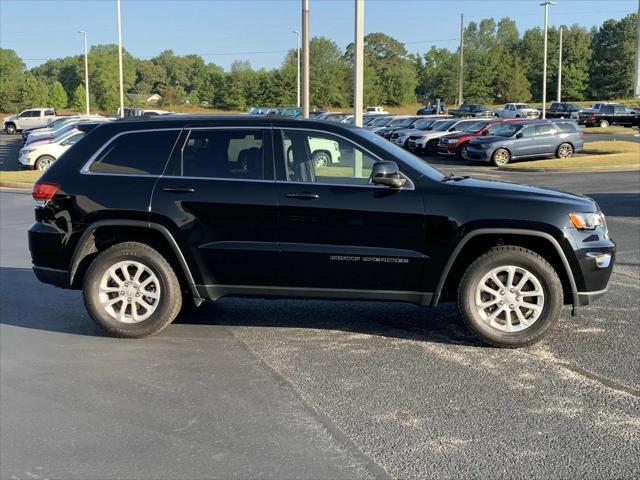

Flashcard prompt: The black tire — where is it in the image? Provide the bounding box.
[35,155,55,171]
[599,119,609,128]
[555,142,574,159]
[426,140,439,156]
[5,123,16,135]
[312,150,331,168]
[491,148,511,166]
[83,242,182,338]
[457,245,563,348]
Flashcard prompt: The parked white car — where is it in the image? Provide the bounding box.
[389,117,443,147]
[407,118,483,155]
[493,103,540,119]
[3,108,57,135]
[18,129,85,170]
[25,116,107,146]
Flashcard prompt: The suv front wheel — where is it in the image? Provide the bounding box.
[457,246,562,347]
[83,242,182,338]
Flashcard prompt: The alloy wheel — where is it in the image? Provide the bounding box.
[493,149,510,166]
[474,265,544,332]
[314,153,330,168]
[98,260,161,323]
[558,144,573,158]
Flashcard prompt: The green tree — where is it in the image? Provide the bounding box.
[308,37,350,108]
[589,13,637,99]
[88,44,136,112]
[0,48,26,112]
[421,46,458,104]
[17,75,50,109]
[556,25,592,100]
[49,81,68,109]
[70,84,87,112]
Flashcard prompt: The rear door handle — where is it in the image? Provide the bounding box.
[163,186,195,193]
[286,192,319,200]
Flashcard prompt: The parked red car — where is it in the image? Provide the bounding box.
[437,118,526,158]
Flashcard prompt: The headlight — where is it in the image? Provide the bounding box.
[444,138,459,144]
[480,143,492,149]
[569,212,605,230]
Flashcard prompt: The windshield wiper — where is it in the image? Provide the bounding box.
[441,173,470,182]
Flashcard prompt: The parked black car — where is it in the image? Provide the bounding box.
[545,102,586,119]
[29,115,614,347]
[449,103,493,118]
[577,104,640,128]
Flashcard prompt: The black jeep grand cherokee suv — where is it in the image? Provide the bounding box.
[29,115,615,347]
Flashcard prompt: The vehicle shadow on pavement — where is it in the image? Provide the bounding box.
[175,297,483,347]
[0,267,481,346]
[586,192,640,218]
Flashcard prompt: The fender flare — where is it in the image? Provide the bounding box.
[68,219,200,300]
[432,228,578,307]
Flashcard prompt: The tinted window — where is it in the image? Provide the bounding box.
[519,125,536,137]
[613,106,626,113]
[603,106,615,114]
[556,123,579,133]
[21,110,38,118]
[536,124,556,136]
[181,129,264,179]
[89,130,179,175]
[44,109,55,116]
[281,129,379,186]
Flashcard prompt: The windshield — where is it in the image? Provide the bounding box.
[363,117,378,125]
[386,117,409,127]
[354,128,444,181]
[515,104,530,110]
[415,119,437,130]
[370,116,393,127]
[52,124,78,138]
[396,117,418,127]
[463,121,489,133]
[433,120,456,131]
[485,123,508,135]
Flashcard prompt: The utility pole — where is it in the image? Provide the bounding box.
[557,26,563,103]
[540,1,555,119]
[302,0,310,118]
[293,30,301,108]
[458,13,464,107]
[78,30,90,114]
[116,0,125,118]
[634,0,640,98]
[353,0,364,127]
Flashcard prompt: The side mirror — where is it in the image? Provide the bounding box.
[482,130,489,135]
[371,161,406,189]
[516,132,523,139]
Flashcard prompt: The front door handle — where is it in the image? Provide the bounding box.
[163,186,195,193]
[286,192,320,200]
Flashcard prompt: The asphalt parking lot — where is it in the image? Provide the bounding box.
[1,132,639,479]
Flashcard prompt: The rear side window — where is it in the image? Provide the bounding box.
[556,123,579,133]
[89,130,179,175]
[535,124,556,136]
[603,106,615,114]
[44,109,55,116]
[180,129,264,179]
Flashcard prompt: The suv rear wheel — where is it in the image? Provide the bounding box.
[556,143,574,159]
[83,242,182,338]
[599,120,610,128]
[4,123,16,135]
[457,246,562,347]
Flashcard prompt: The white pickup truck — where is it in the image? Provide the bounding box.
[492,103,540,119]
[3,108,57,135]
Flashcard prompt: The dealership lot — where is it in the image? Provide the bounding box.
[1,132,639,479]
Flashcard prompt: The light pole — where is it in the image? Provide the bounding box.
[78,30,90,114]
[293,30,301,108]
[540,1,556,119]
[557,26,563,103]
[301,0,309,118]
[116,0,125,118]
[353,0,364,127]
[458,13,464,107]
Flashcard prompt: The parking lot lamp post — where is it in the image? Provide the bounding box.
[557,26,563,103]
[302,0,310,118]
[353,0,364,128]
[540,1,555,119]
[78,31,90,114]
[116,0,125,118]
[293,30,301,108]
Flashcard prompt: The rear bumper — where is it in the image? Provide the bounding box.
[32,266,69,289]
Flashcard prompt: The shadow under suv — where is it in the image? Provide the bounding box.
[29,115,615,347]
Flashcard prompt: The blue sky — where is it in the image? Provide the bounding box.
[1,0,636,71]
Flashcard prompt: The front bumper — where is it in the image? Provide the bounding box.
[438,143,459,155]
[462,146,492,162]
[18,150,36,168]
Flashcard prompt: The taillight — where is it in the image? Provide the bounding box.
[591,114,596,120]
[32,182,60,201]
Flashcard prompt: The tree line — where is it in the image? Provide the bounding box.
[0,13,636,114]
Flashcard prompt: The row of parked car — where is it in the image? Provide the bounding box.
[363,114,584,166]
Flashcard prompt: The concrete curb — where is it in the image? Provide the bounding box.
[0,181,32,190]
[499,165,640,173]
